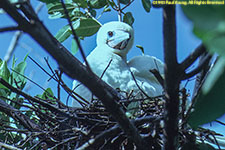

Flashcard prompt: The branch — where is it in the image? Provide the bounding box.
[0,26,20,32]
[0,96,41,132]
[4,2,44,63]
[191,52,212,98]
[163,5,180,150]
[0,1,147,149]
[117,0,122,21]
[180,44,206,70]
[77,116,160,150]
[60,0,91,70]
[182,53,212,80]
[149,69,164,88]
[0,142,22,150]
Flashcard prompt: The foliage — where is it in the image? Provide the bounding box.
[40,0,151,54]
[182,5,225,128]
[0,56,27,147]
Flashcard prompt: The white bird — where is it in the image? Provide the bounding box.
[72,21,164,109]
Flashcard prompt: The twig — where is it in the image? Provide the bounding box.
[60,0,91,71]
[77,116,160,150]
[50,136,77,150]
[180,44,206,70]
[117,0,122,21]
[3,2,44,63]
[4,31,23,62]
[56,70,63,108]
[0,142,22,150]
[182,53,212,80]
[163,5,179,150]
[149,69,164,88]
[0,96,41,131]
[180,88,187,129]
[215,120,225,126]
[10,68,52,95]
[121,0,134,10]
[0,26,20,32]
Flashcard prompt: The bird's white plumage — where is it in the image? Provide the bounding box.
[128,55,164,96]
[72,21,164,108]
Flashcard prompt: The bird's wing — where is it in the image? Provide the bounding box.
[128,55,164,96]
[72,80,93,108]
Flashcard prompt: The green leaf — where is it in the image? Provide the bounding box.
[120,0,130,4]
[71,10,86,21]
[38,0,58,3]
[40,88,55,101]
[103,5,111,12]
[188,57,225,128]
[107,0,116,8]
[72,18,101,37]
[0,61,10,82]
[48,3,75,14]
[141,0,151,12]
[123,12,134,26]
[49,12,65,19]
[11,58,27,90]
[89,0,107,9]
[71,39,79,55]
[182,5,225,57]
[55,25,71,42]
[89,9,97,17]
[136,45,144,54]
[73,0,88,8]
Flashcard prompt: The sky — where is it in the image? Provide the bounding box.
[0,1,225,137]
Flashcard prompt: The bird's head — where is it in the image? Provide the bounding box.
[96,21,134,59]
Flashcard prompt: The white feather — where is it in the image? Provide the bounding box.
[72,21,164,108]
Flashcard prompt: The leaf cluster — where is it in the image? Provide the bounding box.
[182,5,225,129]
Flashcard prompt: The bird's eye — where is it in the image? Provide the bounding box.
[108,31,113,37]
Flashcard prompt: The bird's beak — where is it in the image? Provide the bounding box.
[107,30,130,50]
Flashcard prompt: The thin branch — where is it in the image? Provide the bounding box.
[0,96,41,131]
[77,116,160,150]
[149,69,164,88]
[1,1,147,149]
[191,52,213,98]
[60,0,91,71]
[4,31,23,62]
[0,26,20,32]
[117,0,122,21]
[182,53,212,80]
[163,5,179,150]
[180,44,206,70]
[0,142,22,150]
[215,120,225,126]
[4,2,44,63]
[121,0,134,10]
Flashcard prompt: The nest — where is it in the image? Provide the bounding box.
[0,79,223,150]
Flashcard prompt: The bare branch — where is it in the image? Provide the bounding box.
[163,5,180,150]
[0,94,41,131]
[4,31,22,63]
[149,69,164,88]
[182,53,212,80]
[4,2,44,63]
[180,44,206,70]
[60,0,91,71]
[0,26,20,32]
[117,0,122,21]
[0,142,22,150]
[77,116,160,150]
